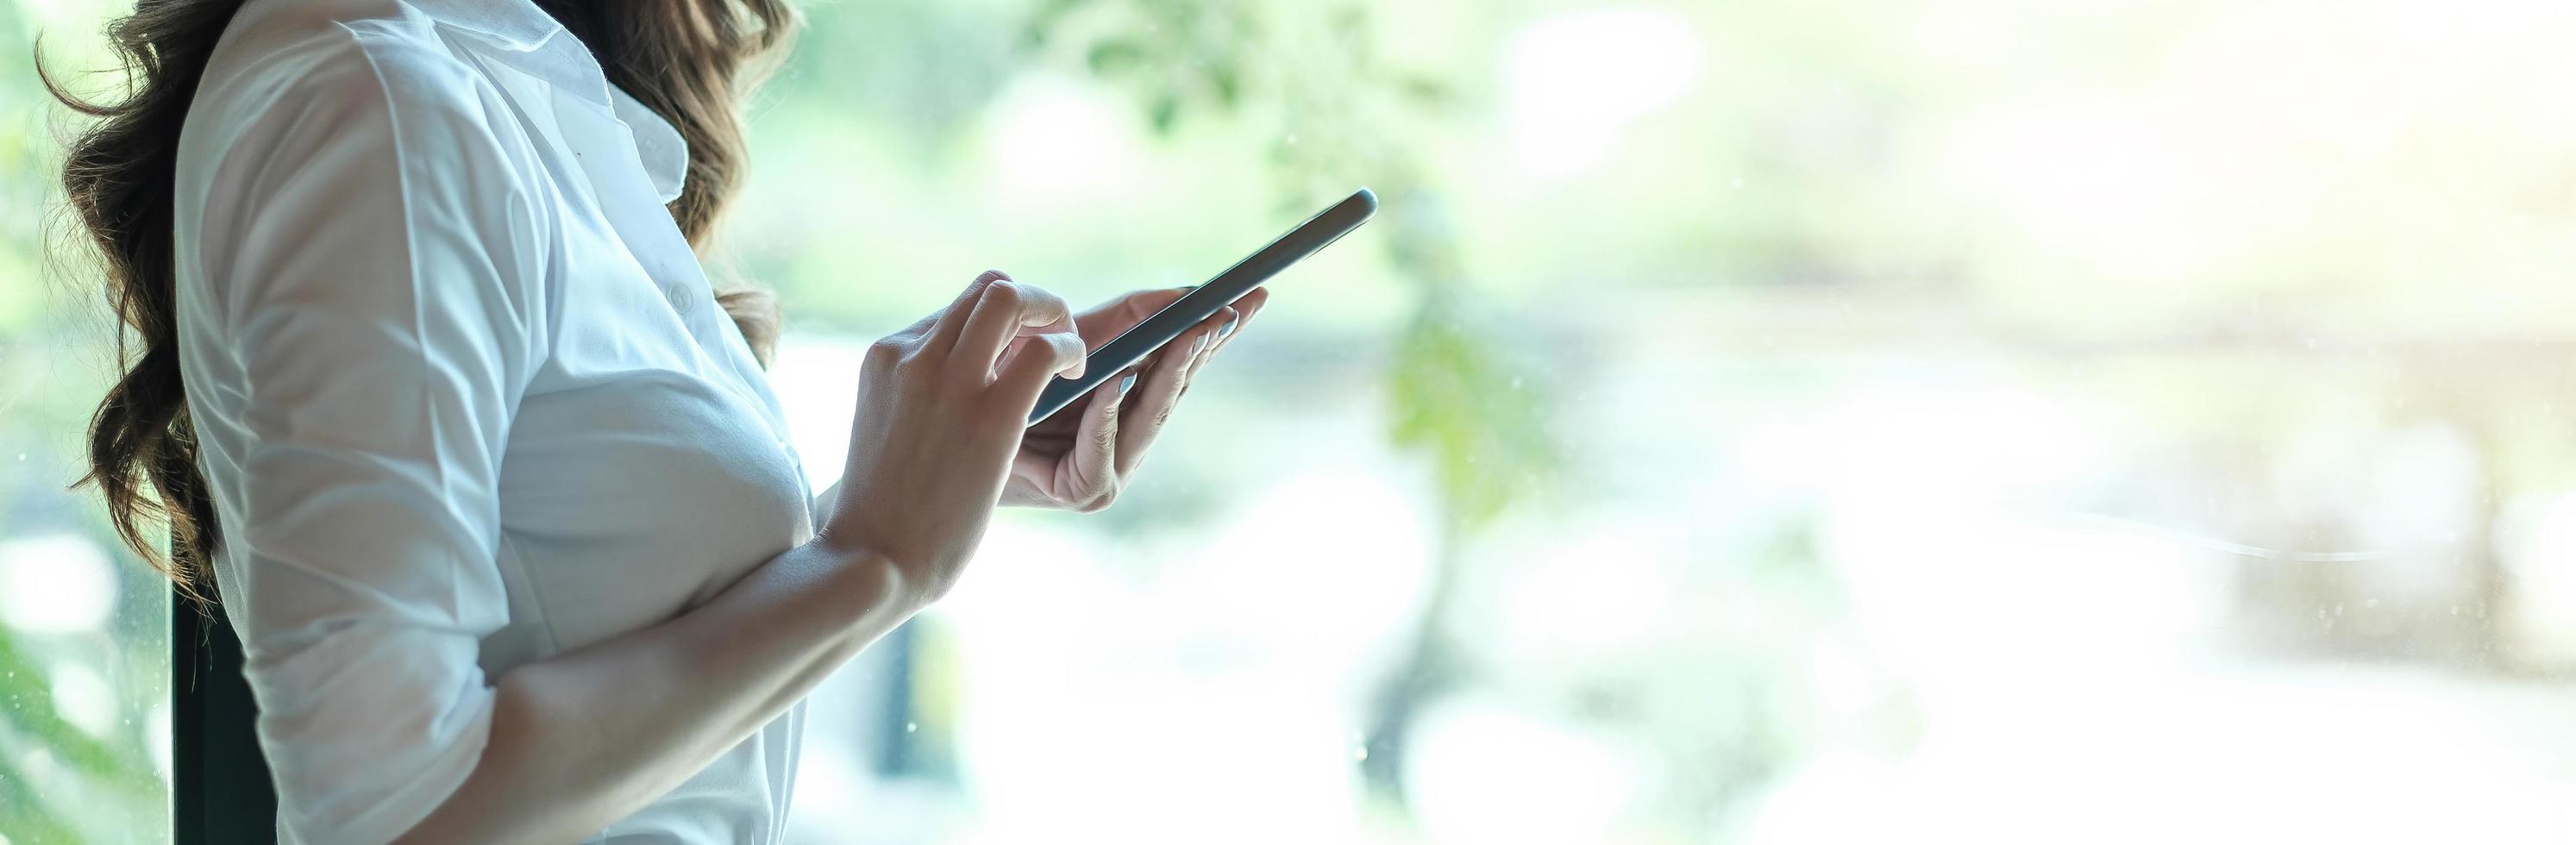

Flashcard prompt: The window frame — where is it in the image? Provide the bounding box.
[172,584,275,843]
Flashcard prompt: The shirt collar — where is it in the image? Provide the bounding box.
[609,87,693,204]
[403,0,607,109]
[402,0,690,201]
[402,0,563,53]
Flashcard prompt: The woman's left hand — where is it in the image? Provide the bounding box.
[1003,285,1269,511]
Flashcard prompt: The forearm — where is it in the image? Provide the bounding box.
[395,536,919,843]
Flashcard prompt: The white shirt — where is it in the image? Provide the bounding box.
[172,1,816,842]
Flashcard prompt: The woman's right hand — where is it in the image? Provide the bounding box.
[818,270,1085,604]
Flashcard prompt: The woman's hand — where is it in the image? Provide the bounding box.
[821,270,1086,603]
[398,270,1081,843]
[1005,285,1269,511]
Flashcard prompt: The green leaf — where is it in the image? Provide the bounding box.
[1386,297,1562,528]
[1021,0,1097,49]
[1085,40,1148,76]
[0,767,85,845]
[1210,62,1240,108]
[0,629,157,792]
[1397,75,1453,108]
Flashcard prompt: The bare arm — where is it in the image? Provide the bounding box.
[395,538,909,842]
[397,272,1084,842]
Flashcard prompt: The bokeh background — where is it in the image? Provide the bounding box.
[12,0,2576,842]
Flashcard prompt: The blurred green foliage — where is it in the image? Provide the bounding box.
[6,0,176,839]
[1014,2,1565,821]
[1019,0,1561,524]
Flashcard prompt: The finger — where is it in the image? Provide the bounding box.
[957,279,1081,381]
[1210,288,1268,355]
[1160,313,1225,402]
[1114,338,1198,477]
[872,311,943,364]
[926,269,1012,355]
[1113,287,1192,325]
[993,329,1088,407]
[1190,306,1238,373]
[1069,367,1137,498]
[1076,287,1189,348]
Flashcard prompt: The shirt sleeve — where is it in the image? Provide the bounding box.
[191,32,550,845]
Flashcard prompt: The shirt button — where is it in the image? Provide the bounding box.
[666,285,693,310]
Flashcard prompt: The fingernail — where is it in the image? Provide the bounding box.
[1118,372,1138,395]
[1192,334,1210,355]
[1219,316,1238,338]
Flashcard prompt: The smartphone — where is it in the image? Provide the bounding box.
[1027,187,1379,425]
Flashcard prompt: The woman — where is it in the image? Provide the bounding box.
[50,0,1261,841]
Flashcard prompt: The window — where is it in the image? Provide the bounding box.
[9,0,2576,842]
[3,4,175,842]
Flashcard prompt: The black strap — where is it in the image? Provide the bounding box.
[172,586,277,843]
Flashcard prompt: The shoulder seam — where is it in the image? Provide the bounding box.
[333,19,424,370]
[337,19,459,535]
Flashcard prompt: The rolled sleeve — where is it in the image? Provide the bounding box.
[193,28,550,845]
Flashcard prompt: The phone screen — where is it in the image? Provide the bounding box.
[1026,188,1379,425]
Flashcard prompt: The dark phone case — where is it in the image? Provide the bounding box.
[1026,188,1380,425]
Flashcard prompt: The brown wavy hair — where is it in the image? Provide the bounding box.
[41,0,798,601]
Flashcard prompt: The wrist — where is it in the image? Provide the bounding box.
[809,529,939,615]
